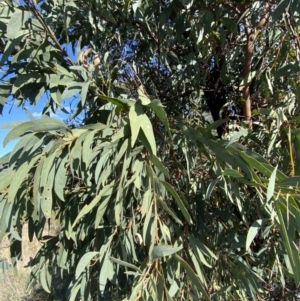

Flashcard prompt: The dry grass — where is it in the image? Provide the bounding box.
[0,269,30,301]
[0,220,63,301]
[0,224,41,301]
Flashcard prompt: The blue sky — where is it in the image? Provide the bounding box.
[0,99,70,157]
[0,104,23,157]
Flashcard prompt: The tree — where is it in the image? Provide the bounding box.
[1,0,300,300]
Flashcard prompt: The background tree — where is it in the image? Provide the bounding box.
[1,0,300,300]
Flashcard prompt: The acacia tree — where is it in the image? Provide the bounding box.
[1,0,300,300]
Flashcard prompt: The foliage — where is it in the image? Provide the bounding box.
[0,0,300,300]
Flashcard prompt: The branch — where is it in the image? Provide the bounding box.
[285,13,300,59]
[242,2,270,125]
[24,0,75,66]
[255,3,270,33]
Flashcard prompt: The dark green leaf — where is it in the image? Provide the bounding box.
[160,180,193,225]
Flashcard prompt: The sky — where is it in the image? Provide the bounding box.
[0,99,71,157]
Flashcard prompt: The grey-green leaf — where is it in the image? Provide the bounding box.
[151,245,182,259]
[160,180,193,225]
[75,252,99,279]
[3,116,70,147]
[246,219,263,251]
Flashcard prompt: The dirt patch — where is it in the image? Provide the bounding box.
[0,221,62,301]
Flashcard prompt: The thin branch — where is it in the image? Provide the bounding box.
[242,2,270,125]
[24,0,75,67]
[285,13,300,60]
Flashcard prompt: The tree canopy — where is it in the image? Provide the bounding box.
[1,0,300,300]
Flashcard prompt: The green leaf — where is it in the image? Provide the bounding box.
[7,9,30,39]
[222,169,243,178]
[160,180,193,225]
[60,83,82,101]
[129,103,143,147]
[188,247,208,287]
[279,176,300,187]
[39,264,51,293]
[75,252,99,279]
[54,156,67,202]
[109,257,142,273]
[0,170,15,191]
[33,157,44,221]
[174,254,211,301]
[80,81,90,107]
[239,71,257,88]
[276,202,300,286]
[267,165,277,202]
[137,86,151,105]
[150,153,169,178]
[246,219,263,251]
[98,95,135,111]
[12,73,40,94]
[39,152,56,190]
[272,0,290,22]
[0,258,12,273]
[226,129,248,148]
[143,205,153,244]
[0,34,26,65]
[82,130,97,165]
[0,200,12,242]
[0,152,11,164]
[189,235,218,261]
[149,99,172,140]
[102,9,117,24]
[99,253,111,292]
[72,183,114,227]
[206,177,220,200]
[157,197,183,225]
[7,155,40,203]
[238,151,281,180]
[94,196,111,228]
[275,62,300,78]
[151,245,182,259]
[41,162,55,218]
[69,280,81,301]
[140,114,156,155]
[3,116,69,147]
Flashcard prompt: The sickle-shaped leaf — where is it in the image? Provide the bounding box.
[109,257,142,273]
[246,219,263,251]
[75,252,99,279]
[175,254,211,301]
[267,165,278,202]
[3,116,70,147]
[160,180,193,225]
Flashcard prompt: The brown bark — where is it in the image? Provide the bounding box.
[242,2,270,128]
